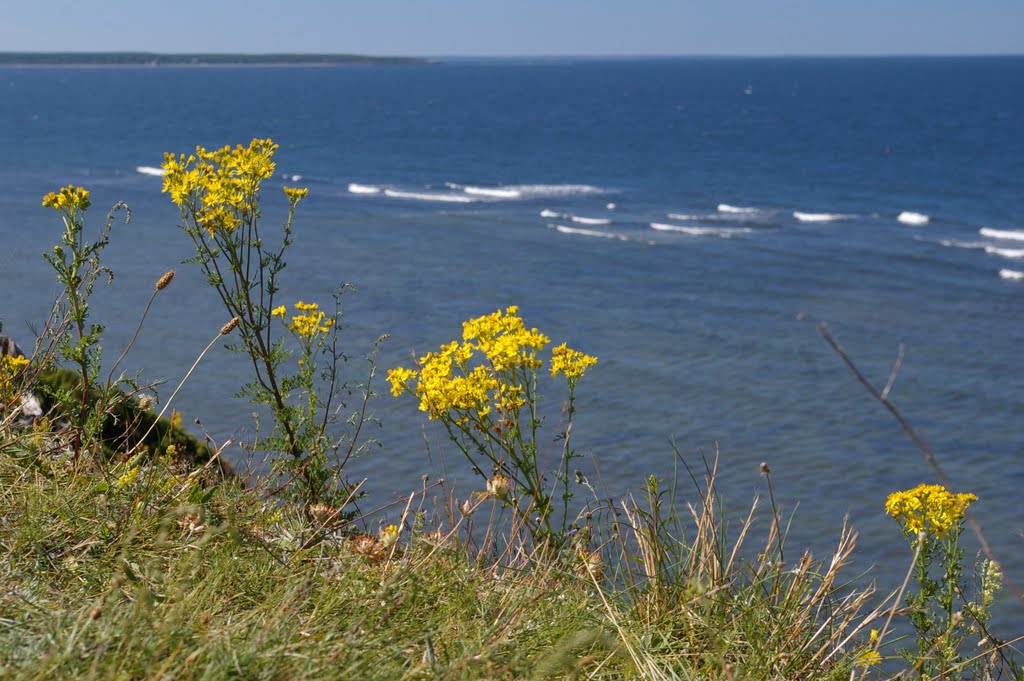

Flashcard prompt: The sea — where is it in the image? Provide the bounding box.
[1,57,1022,629]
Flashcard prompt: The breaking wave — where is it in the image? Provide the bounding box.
[569,215,612,225]
[1000,269,1024,280]
[717,204,759,214]
[898,211,930,226]
[985,246,1024,259]
[136,166,166,177]
[448,183,522,199]
[348,183,382,194]
[383,189,475,203]
[539,209,562,218]
[553,224,620,239]
[980,227,1024,242]
[793,211,853,223]
[650,223,753,238]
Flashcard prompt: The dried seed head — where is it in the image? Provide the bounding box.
[759,462,770,475]
[220,317,241,335]
[155,270,175,290]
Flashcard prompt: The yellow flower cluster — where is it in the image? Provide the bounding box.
[283,186,309,203]
[462,305,549,371]
[41,185,91,211]
[884,483,977,537]
[388,306,596,421]
[0,354,29,393]
[279,301,335,338]
[161,138,291,236]
[550,342,598,380]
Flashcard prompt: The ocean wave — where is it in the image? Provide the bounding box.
[793,211,853,223]
[1000,269,1024,280]
[509,184,605,198]
[539,209,562,218]
[984,246,1024,259]
[979,227,1024,242]
[283,174,303,182]
[569,215,612,225]
[553,224,620,239]
[898,211,930,226]
[919,237,991,251]
[348,183,382,194]
[717,203,759,214]
[136,166,166,177]
[650,223,752,238]
[383,189,475,203]
[462,185,522,199]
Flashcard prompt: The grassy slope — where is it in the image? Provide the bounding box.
[0,433,890,680]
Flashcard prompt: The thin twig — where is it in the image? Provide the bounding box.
[815,321,1022,604]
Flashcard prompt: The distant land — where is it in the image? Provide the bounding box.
[0,52,429,66]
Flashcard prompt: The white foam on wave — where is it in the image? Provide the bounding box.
[898,211,930,226]
[553,224,619,239]
[539,209,562,218]
[985,246,1024,259]
[136,166,166,177]
[927,238,987,251]
[283,174,303,182]
[348,183,382,195]
[793,211,853,223]
[650,223,753,238]
[1000,269,1024,280]
[570,215,611,225]
[383,189,475,203]
[717,203,759,214]
[461,185,522,199]
[508,184,605,198]
[980,227,1024,242]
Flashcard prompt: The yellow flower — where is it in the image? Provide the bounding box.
[271,305,287,317]
[115,466,140,490]
[0,354,29,394]
[161,139,279,233]
[885,483,977,537]
[550,343,598,380]
[462,306,549,371]
[41,185,91,211]
[387,367,417,397]
[379,524,401,549]
[283,186,309,202]
[287,301,335,338]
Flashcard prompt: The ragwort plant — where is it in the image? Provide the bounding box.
[388,305,597,545]
[38,185,136,463]
[162,139,380,506]
[884,482,1005,678]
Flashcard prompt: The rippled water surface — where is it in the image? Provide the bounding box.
[1,57,1022,625]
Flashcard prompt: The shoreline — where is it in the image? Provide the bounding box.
[0,52,431,67]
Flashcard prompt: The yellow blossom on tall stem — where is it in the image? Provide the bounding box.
[42,184,91,212]
[287,301,335,338]
[389,306,597,545]
[885,483,977,538]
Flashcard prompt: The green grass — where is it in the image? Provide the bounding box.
[0,429,910,681]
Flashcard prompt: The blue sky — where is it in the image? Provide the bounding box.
[2,0,1021,57]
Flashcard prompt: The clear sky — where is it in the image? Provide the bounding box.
[2,0,1021,57]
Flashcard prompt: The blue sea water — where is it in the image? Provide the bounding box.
[1,57,1023,627]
